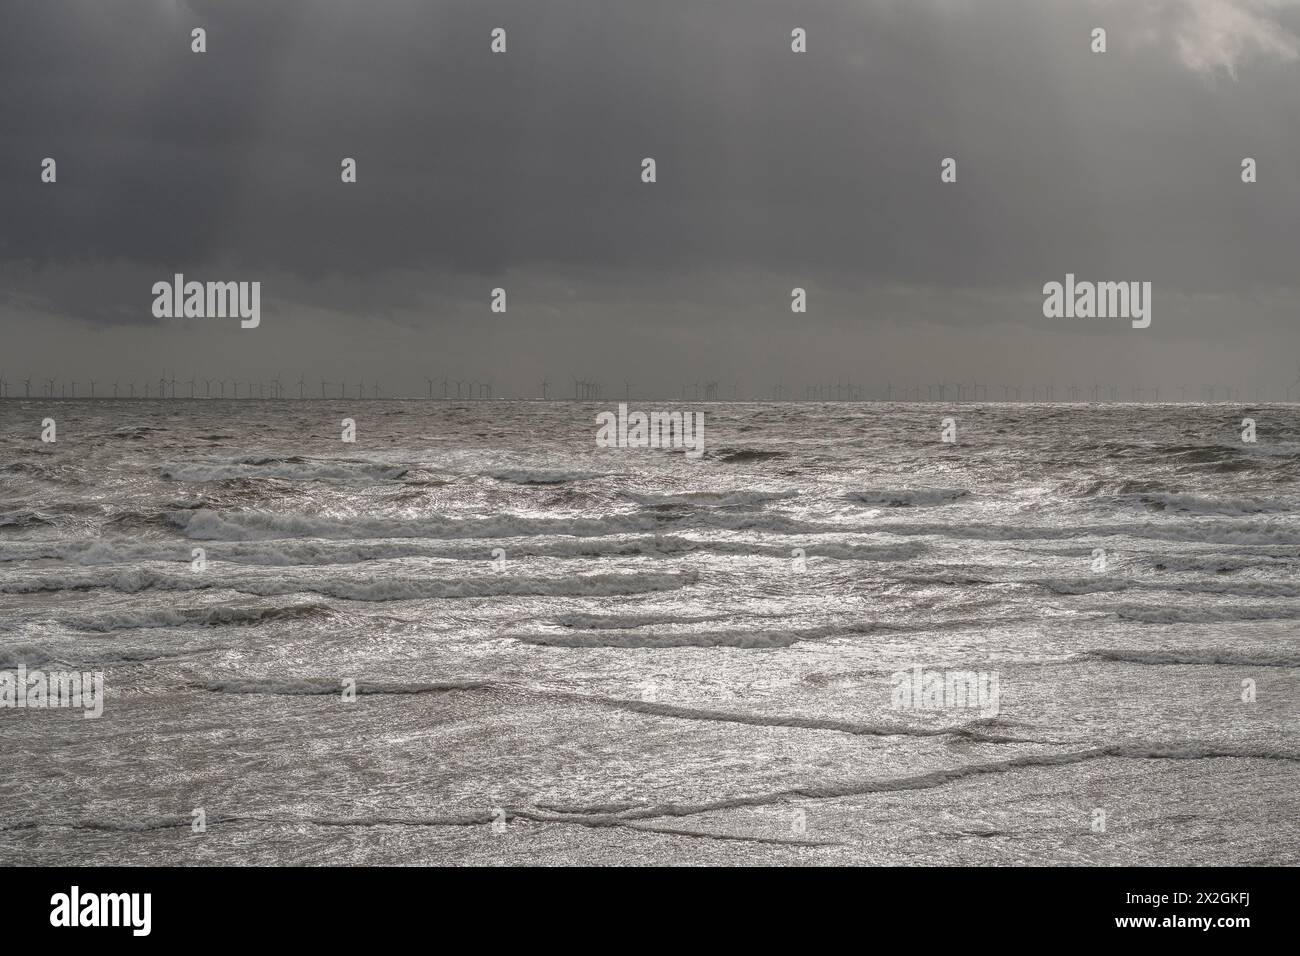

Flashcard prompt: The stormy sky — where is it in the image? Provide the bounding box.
[2,0,1299,398]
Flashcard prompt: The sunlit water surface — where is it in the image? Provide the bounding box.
[1,400,1297,864]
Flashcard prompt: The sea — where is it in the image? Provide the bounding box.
[1,399,1297,865]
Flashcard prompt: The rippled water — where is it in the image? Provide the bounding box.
[1,400,1297,864]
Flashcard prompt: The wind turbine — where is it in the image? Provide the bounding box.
[1288,366,1300,402]
[112,381,119,398]
[540,379,549,400]
[89,379,96,398]
[298,377,306,400]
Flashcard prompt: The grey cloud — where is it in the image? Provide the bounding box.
[1,0,1297,390]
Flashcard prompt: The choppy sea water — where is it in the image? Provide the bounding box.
[1,400,1297,865]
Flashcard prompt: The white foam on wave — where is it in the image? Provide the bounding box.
[1083,648,1300,667]
[194,678,487,695]
[624,489,799,508]
[0,644,68,669]
[1111,492,1296,515]
[174,509,1300,548]
[0,567,699,602]
[0,534,924,567]
[843,489,970,507]
[1114,603,1300,623]
[869,518,1300,545]
[60,602,334,632]
[906,572,1300,601]
[173,508,846,542]
[554,612,729,630]
[512,621,875,649]
[486,468,607,485]
[160,458,409,483]
[535,742,1300,824]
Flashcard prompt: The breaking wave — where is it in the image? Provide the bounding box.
[193,678,488,695]
[486,468,607,485]
[1081,648,1300,667]
[160,458,409,483]
[844,489,970,507]
[1113,603,1300,623]
[512,621,876,649]
[60,602,334,632]
[0,568,699,601]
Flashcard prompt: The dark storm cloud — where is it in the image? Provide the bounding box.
[3,0,1299,319]
[3,0,1300,398]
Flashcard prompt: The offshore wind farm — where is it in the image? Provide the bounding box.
[2,372,1297,403]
